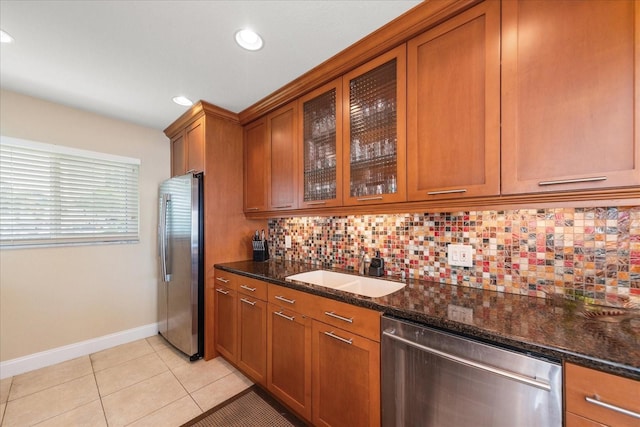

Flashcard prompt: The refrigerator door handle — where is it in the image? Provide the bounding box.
[159,193,172,282]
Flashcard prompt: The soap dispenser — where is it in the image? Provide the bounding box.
[368,251,384,277]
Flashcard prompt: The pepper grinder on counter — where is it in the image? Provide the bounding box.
[368,250,384,277]
[252,229,269,262]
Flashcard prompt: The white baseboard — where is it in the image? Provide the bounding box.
[0,323,159,379]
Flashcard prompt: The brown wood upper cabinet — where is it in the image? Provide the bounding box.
[343,45,407,206]
[407,1,500,201]
[298,78,344,209]
[501,0,640,195]
[268,101,299,210]
[243,118,268,212]
[170,116,205,176]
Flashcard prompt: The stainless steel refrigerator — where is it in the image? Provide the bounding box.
[157,173,203,361]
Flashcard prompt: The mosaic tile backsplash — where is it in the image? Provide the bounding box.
[268,206,640,307]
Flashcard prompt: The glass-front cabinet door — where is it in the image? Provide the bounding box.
[343,45,407,205]
[299,78,343,208]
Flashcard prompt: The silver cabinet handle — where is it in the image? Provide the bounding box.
[240,298,256,306]
[324,331,353,345]
[240,285,256,292]
[215,288,229,295]
[273,205,293,209]
[585,396,640,419]
[382,330,551,391]
[356,196,383,202]
[275,295,296,304]
[427,189,467,195]
[324,311,353,323]
[216,277,229,283]
[307,201,326,205]
[274,311,295,321]
[538,176,607,186]
[246,207,260,211]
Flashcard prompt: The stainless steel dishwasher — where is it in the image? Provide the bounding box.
[381,316,562,427]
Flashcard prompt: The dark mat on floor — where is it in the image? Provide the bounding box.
[181,386,308,427]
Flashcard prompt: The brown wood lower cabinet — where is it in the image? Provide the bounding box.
[237,295,267,386]
[214,275,383,425]
[311,320,380,427]
[565,362,640,427]
[265,282,381,426]
[267,303,312,421]
[213,280,237,363]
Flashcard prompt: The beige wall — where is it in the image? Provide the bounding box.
[0,89,170,361]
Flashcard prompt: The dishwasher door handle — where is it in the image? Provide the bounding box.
[382,330,552,391]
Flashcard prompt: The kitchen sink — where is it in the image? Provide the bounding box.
[285,270,405,298]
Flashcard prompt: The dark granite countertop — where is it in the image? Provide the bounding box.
[213,259,640,381]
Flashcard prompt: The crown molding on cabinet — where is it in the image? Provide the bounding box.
[238,0,482,125]
[164,100,239,138]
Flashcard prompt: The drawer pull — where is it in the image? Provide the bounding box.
[240,285,257,292]
[275,295,296,304]
[356,196,383,202]
[324,311,353,324]
[274,311,295,322]
[307,201,326,205]
[273,204,293,209]
[324,331,353,345]
[240,298,256,306]
[427,189,467,195]
[538,176,607,186]
[215,277,229,283]
[246,207,260,211]
[585,396,640,419]
[215,288,229,295]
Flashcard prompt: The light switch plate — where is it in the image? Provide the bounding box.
[448,244,473,267]
[285,235,292,249]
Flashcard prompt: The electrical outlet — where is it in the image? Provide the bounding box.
[285,235,292,249]
[448,244,473,267]
[447,304,474,324]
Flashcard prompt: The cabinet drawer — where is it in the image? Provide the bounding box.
[310,297,381,342]
[237,275,267,300]
[213,270,237,291]
[565,363,640,427]
[566,412,607,427]
[268,284,315,316]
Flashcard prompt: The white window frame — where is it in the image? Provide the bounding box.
[0,136,140,249]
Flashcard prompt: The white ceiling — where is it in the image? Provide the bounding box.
[0,0,421,131]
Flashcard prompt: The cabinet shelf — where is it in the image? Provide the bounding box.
[350,153,396,171]
[304,165,336,176]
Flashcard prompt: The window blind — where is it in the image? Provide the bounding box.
[0,136,140,248]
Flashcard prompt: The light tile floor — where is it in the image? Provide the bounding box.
[0,336,253,427]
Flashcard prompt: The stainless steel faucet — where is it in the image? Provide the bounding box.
[359,251,368,275]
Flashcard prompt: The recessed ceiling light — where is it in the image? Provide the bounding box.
[0,30,15,44]
[172,96,193,107]
[235,29,263,51]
